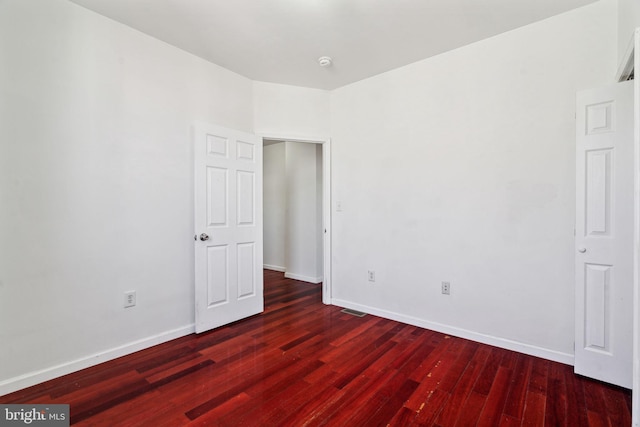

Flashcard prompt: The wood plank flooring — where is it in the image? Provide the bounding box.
[1,270,632,426]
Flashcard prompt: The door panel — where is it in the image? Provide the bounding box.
[194,123,263,333]
[575,81,633,388]
[237,170,255,225]
[584,263,610,350]
[237,243,256,298]
[585,149,611,235]
[206,245,228,306]
[207,167,228,226]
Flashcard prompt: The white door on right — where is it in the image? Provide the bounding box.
[575,80,633,388]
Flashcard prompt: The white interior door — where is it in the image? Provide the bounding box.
[194,122,263,333]
[575,81,633,388]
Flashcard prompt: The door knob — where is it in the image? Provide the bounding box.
[199,233,210,241]
[578,247,587,253]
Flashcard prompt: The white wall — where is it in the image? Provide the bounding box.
[263,142,286,271]
[618,0,640,62]
[330,0,617,362]
[0,0,253,393]
[253,82,330,139]
[284,142,323,283]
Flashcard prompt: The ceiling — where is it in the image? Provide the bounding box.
[69,0,597,90]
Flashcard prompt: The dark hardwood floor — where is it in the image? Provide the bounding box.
[2,270,632,426]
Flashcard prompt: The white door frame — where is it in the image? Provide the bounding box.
[259,133,332,305]
[632,28,640,427]
[615,27,640,427]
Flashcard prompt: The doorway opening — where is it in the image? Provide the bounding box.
[261,136,331,304]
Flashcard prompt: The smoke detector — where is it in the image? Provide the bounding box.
[318,56,333,67]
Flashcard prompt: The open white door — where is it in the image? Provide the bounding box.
[575,81,633,388]
[194,122,263,333]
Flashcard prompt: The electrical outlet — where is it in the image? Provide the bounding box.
[124,290,136,308]
[441,282,450,295]
[368,270,375,282]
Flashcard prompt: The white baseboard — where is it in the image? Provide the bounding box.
[0,324,195,396]
[331,298,574,366]
[265,267,323,285]
[284,272,323,284]
[263,264,286,272]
